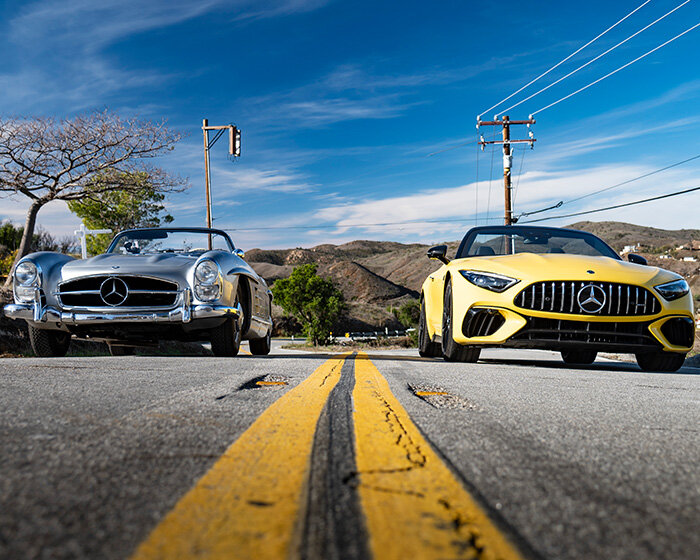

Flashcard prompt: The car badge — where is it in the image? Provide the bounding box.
[99,277,129,306]
[587,270,595,274]
[577,284,606,314]
[111,265,120,269]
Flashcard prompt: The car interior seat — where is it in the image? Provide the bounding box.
[476,246,496,256]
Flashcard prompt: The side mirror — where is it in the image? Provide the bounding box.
[427,245,450,264]
[627,253,647,266]
[234,248,246,259]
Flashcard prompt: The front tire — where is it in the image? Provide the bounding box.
[441,279,481,363]
[561,350,597,365]
[210,317,241,357]
[418,298,441,357]
[249,329,271,355]
[28,326,71,357]
[210,284,246,357]
[635,351,685,372]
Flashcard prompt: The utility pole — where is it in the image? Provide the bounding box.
[477,115,536,225]
[202,119,241,249]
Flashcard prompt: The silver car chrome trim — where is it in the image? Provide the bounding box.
[56,273,180,287]
[32,288,43,322]
[183,288,192,323]
[3,298,241,325]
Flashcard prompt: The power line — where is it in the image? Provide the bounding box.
[532,21,700,115]
[223,215,503,233]
[477,0,653,119]
[521,185,700,224]
[499,0,690,115]
[563,152,700,205]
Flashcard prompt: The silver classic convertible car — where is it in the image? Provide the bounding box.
[4,227,273,357]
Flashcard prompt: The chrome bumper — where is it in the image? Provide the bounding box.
[3,289,241,326]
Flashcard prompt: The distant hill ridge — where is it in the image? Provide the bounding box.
[568,221,700,251]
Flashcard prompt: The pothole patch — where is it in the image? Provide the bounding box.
[409,383,478,410]
[238,374,290,390]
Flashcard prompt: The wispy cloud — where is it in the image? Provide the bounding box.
[240,48,569,130]
[214,166,316,193]
[0,0,330,113]
[305,163,699,242]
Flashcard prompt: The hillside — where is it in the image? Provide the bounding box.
[568,221,700,252]
[246,222,700,334]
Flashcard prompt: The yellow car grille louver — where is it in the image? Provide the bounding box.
[514,281,660,316]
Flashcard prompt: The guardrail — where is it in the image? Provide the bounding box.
[332,328,415,342]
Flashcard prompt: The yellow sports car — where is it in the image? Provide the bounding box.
[419,225,694,372]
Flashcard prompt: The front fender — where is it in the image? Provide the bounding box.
[422,266,447,339]
[13,252,75,305]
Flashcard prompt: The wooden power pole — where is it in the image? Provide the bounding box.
[477,115,536,225]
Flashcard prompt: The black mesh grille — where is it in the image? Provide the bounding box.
[58,276,179,308]
[514,281,660,316]
[462,308,506,338]
[511,317,659,349]
[660,317,695,347]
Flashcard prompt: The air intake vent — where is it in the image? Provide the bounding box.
[514,281,660,316]
[462,308,505,338]
[511,317,659,349]
[660,317,695,348]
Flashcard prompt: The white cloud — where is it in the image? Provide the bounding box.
[214,166,316,193]
[0,198,81,238]
[305,162,700,244]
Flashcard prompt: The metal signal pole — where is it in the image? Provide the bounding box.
[477,115,536,225]
[202,119,242,248]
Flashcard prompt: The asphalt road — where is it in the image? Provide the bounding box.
[0,343,698,560]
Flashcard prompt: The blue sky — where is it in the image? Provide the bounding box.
[1,0,699,249]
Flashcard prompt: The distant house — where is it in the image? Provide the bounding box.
[682,256,697,262]
[621,244,640,254]
[691,240,700,251]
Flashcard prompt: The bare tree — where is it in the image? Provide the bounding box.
[0,110,187,286]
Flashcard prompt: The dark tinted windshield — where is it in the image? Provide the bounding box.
[457,227,619,259]
[108,229,233,256]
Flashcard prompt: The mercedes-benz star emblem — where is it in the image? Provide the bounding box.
[100,277,129,306]
[577,284,606,314]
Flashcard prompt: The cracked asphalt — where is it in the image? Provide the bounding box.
[0,343,698,560]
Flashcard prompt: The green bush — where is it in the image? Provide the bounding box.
[272,264,345,346]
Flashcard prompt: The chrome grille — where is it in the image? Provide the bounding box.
[514,281,660,316]
[58,276,179,308]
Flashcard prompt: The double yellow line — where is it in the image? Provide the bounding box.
[132,353,524,560]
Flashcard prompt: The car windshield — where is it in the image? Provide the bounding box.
[108,230,233,256]
[458,228,619,259]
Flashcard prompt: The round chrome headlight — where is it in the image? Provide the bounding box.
[15,261,38,286]
[194,260,219,285]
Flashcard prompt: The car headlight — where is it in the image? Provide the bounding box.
[194,260,221,301]
[654,278,689,301]
[15,261,39,286]
[460,270,519,293]
[194,260,219,285]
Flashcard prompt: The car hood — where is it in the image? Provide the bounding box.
[451,253,679,285]
[60,253,195,281]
